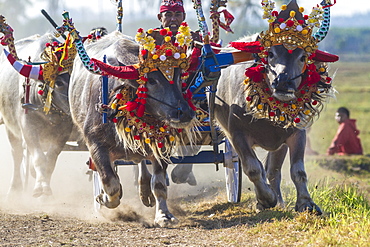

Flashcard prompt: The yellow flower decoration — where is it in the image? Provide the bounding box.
[281,5,287,10]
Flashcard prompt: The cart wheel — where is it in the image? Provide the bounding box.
[92,171,102,212]
[224,139,242,203]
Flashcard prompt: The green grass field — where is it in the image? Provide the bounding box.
[309,61,370,155]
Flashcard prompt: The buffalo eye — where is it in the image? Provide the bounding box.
[268,52,274,59]
[55,80,65,87]
[147,78,158,85]
[300,55,307,62]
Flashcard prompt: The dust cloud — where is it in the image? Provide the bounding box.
[0,124,257,224]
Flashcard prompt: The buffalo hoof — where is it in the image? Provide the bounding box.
[139,181,155,207]
[295,201,322,215]
[32,187,43,198]
[140,190,155,207]
[96,189,122,209]
[256,190,277,211]
[171,170,197,186]
[155,213,179,227]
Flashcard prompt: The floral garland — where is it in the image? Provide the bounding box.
[244,59,333,129]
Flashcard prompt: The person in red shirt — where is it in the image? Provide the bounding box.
[327,107,363,155]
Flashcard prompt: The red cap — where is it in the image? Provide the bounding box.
[159,0,184,13]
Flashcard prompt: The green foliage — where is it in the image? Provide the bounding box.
[309,62,370,155]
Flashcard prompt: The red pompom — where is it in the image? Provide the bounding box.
[112,118,118,123]
[52,41,59,47]
[300,90,306,94]
[304,15,309,20]
[160,29,168,36]
[165,49,173,56]
[298,20,304,25]
[87,34,93,39]
[246,96,252,101]
[269,112,275,117]
[182,82,187,88]
[272,11,279,17]
[150,125,154,129]
[268,97,274,101]
[140,76,148,82]
[288,49,293,54]
[58,67,63,72]
[142,122,147,127]
[169,80,174,84]
[136,104,145,117]
[294,118,301,123]
[155,45,161,49]
[286,20,295,27]
[283,103,289,107]
[275,100,280,104]
[312,100,318,105]
[278,18,284,23]
[245,65,264,82]
[157,142,164,149]
[181,22,188,27]
[137,28,144,33]
[135,118,140,123]
[297,98,303,102]
[45,43,51,47]
[125,101,138,112]
[134,135,141,140]
[38,90,44,95]
[138,85,148,91]
[141,49,148,56]
[140,98,146,104]
[167,31,173,36]
[177,129,183,133]
[116,93,123,99]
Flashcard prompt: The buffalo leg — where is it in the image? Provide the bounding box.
[265,144,288,207]
[151,159,178,227]
[138,160,155,207]
[227,129,277,210]
[6,128,23,195]
[286,130,322,215]
[90,144,122,209]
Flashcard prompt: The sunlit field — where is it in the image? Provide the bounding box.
[309,61,370,155]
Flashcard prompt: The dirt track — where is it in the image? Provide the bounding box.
[1,124,261,246]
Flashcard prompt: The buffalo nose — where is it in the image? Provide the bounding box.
[174,103,195,123]
[274,73,294,91]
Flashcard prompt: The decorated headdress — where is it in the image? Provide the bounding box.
[57,14,196,157]
[0,15,76,114]
[159,0,185,13]
[227,0,338,128]
[91,23,194,118]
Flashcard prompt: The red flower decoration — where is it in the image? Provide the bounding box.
[303,15,309,20]
[160,29,168,36]
[167,31,173,36]
[245,65,264,82]
[298,20,304,25]
[137,28,144,33]
[272,11,279,17]
[294,118,301,123]
[165,49,173,56]
[278,18,284,23]
[286,20,295,27]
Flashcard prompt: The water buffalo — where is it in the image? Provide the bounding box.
[58,15,196,226]
[213,0,338,213]
[0,16,75,198]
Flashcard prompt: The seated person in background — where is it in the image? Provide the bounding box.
[327,107,363,155]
